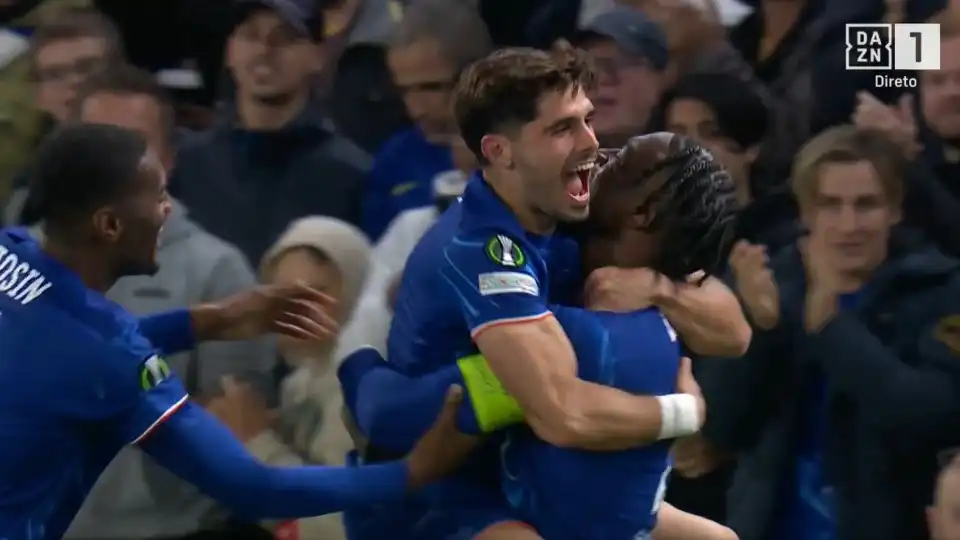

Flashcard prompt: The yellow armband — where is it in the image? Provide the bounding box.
[456,353,525,432]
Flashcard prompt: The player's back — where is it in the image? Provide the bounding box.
[387,201,471,376]
[0,229,149,539]
[502,306,680,540]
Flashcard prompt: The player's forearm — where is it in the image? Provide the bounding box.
[142,401,411,519]
[544,379,666,450]
[657,277,751,357]
[187,303,233,342]
[138,309,197,355]
[338,348,481,452]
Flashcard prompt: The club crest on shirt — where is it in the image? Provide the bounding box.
[485,235,525,267]
[139,355,171,390]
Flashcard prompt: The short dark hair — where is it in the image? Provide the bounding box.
[662,73,768,150]
[71,64,176,148]
[25,123,148,229]
[30,7,125,68]
[454,42,596,164]
[606,136,739,279]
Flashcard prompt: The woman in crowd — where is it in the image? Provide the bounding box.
[208,216,372,540]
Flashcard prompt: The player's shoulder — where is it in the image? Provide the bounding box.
[445,227,545,273]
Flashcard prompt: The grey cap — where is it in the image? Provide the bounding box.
[576,6,669,71]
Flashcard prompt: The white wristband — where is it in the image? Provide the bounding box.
[655,394,701,440]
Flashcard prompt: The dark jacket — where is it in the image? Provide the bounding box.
[170,103,370,264]
[701,232,960,540]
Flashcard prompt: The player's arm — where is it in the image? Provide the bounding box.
[140,398,412,518]
[586,269,750,357]
[657,276,751,357]
[138,309,196,356]
[109,352,468,519]
[338,347,484,453]
[443,235,700,450]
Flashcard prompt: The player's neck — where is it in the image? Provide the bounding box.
[42,237,115,293]
[481,170,557,236]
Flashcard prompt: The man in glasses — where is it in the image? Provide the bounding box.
[572,5,669,147]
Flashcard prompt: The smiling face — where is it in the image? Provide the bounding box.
[91,150,171,278]
[502,85,600,223]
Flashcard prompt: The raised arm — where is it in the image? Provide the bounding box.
[443,232,702,450]
[657,276,751,357]
[584,268,751,357]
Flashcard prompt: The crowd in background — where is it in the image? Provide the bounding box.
[3,0,960,538]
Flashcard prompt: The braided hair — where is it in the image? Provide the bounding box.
[607,135,739,280]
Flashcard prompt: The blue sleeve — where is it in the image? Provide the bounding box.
[440,231,550,337]
[338,348,481,453]
[139,400,409,519]
[553,306,611,383]
[137,309,196,355]
[110,354,191,444]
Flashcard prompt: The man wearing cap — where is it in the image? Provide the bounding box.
[573,5,669,146]
[172,0,369,266]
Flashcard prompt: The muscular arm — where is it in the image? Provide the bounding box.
[474,318,666,450]
[658,276,751,357]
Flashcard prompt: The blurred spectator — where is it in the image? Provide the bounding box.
[570,5,667,147]
[0,3,117,219]
[662,72,799,251]
[171,0,369,264]
[30,6,121,122]
[929,451,960,540]
[322,0,410,152]
[849,25,960,258]
[703,126,960,540]
[363,0,492,240]
[209,216,372,540]
[661,71,798,524]
[337,140,471,359]
[48,64,275,540]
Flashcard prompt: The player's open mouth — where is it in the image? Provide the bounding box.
[565,161,595,203]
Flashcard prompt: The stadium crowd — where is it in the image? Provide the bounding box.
[3,0,960,538]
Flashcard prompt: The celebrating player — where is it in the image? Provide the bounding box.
[338,46,749,539]
[0,123,477,540]
[496,133,740,540]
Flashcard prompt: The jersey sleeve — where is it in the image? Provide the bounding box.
[439,231,550,337]
[94,344,189,445]
[120,355,190,445]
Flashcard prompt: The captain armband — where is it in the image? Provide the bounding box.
[457,353,525,433]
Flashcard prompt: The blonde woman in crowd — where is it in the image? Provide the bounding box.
[207,216,372,540]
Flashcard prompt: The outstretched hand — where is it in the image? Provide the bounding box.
[198,283,339,342]
[405,385,481,489]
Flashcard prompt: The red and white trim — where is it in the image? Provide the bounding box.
[470,311,552,339]
[131,394,188,445]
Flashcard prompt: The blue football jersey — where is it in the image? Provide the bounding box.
[0,228,188,539]
[388,175,554,376]
[502,306,681,540]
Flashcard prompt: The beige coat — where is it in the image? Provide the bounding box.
[247,216,373,540]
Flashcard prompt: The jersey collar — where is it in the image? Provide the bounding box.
[461,172,549,246]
